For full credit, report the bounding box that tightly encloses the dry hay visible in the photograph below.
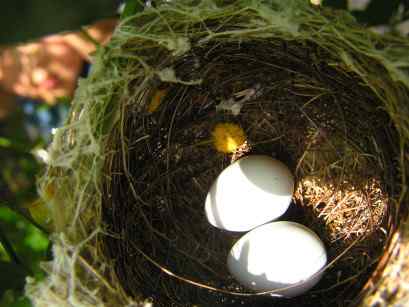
[25,1,409,307]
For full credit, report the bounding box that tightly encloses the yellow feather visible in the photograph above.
[147,89,168,113]
[212,123,246,153]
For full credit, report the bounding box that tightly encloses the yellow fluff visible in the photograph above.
[212,123,246,153]
[147,89,168,113]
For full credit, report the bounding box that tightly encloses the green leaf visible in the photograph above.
[121,0,145,20]
[0,138,11,148]
[352,0,401,25]
[0,207,49,278]
[0,290,32,307]
[0,262,27,297]
[322,0,348,10]
[0,228,27,270]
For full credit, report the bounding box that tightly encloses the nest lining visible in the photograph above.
[102,39,399,307]
[25,1,409,307]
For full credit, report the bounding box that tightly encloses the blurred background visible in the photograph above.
[0,1,407,306]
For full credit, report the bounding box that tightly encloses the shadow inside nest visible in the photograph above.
[102,40,401,307]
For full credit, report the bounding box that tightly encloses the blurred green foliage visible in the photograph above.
[0,102,62,306]
[0,207,49,307]
[0,0,118,45]
[323,0,409,26]
[0,291,31,307]
[121,0,145,19]
[0,207,49,275]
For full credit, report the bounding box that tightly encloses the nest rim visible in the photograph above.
[27,1,409,307]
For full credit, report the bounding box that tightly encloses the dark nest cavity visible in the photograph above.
[102,40,401,307]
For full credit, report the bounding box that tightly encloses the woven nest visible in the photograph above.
[26,1,409,307]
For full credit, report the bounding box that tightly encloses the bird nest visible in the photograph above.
[26,1,409,307]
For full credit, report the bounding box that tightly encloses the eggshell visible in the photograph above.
[205,155,294,231]
[227,221,327,298]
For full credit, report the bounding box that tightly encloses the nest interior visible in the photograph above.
[102,38,400,307]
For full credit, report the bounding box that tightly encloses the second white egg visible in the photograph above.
[227,221,327,298]
[205,155,294,231]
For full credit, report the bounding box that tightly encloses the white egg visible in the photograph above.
[205,155,294,231]
[227,221,327,298]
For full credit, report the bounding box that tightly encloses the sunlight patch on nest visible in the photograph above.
[295,177,388,243]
